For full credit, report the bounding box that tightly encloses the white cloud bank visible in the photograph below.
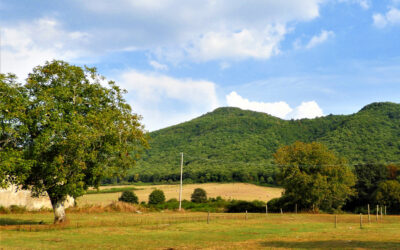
[1,18,90,79]
[373,8,400,28]
[226,91,323,119]
[80,0,323,62]
[117,70,219,131]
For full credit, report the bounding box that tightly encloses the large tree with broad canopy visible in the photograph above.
[0,61,148,223]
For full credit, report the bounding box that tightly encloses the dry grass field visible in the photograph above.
[1,212,400,249]
[77,183,283,206]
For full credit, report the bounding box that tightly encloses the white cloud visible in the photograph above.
[290,101,324,119]
[305,30,335,49]
[226,91,323,119]
[373,8,400,28]
[1,18,90,79]
[149,60,168,71]
[183,25,286,61]
[338,0,370,9]
[118,70,219,131]
[78,0,323,62]
[226,91,292,118]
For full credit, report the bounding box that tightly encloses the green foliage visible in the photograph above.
[118,191,139,204]
[373,180,400,214]
[267,196,293,213]
[191,188,207,203]
[86,187,139,195]
[274,142,356,212]
[345,164,389,211]
[148,189,165,205]
[1,61,148,221]
[119,102,400,185]
[0,74,32,188]
[226,200,266,213]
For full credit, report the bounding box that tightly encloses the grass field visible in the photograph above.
[78,183,283,206]
[1,212,400,249]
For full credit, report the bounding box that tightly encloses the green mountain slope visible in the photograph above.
[126,102,400,184]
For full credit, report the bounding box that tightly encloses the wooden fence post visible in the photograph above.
[381,206,383,220]
[266,204,268,216]
[368,204,370,224]
[360,213,363,229]
[280,208,283,215]
[295,204,297,214]
[335,215,337,228]
[376,205,379,222]
[245,210,248,220]
[207,211,210,224]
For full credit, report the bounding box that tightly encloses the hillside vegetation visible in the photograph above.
[122,102,400,184]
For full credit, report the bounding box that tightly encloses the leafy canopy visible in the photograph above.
[1,61,148,205]
[191,188,207,203]
[274,141,356,212]
[148,189,165,205]
[0,74,32,187]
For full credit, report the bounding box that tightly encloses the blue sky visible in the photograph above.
[1,0,400,131]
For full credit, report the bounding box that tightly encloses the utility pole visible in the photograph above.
[179,152,183,211]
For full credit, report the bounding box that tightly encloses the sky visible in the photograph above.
[1,0,400,131]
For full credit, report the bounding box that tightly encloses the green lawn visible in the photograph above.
[1,212,400,249]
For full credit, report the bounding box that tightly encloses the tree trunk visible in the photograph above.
[48,193,67,224]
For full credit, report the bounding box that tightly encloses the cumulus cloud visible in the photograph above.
[305,30,335,49]
[226,91,323,119]
[117,70,219,131]
[373,8,400,28]
[290,101,324,119]
[0,18,90,79]
[183,25,286,61]
[78,0,322,62]
[149,60,168,71]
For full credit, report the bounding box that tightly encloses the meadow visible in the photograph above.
[1,212,400,249]
[78,183,283,206]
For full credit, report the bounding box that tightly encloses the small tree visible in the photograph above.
[191,188,207,203]
[274,141,355,212]
[119,191,139,204]
[148,189,165,205]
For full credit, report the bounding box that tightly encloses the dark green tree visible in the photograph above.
[274,141,356,212]
[119,191,139,204]
[344,163,388,211]
[1,61,148,223]
[148,189,165,205]
[374,180,400,214]
[191,188,207,203]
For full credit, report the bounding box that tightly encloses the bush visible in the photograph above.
[118,191,139,204]
[191,188,207,203]
[148,189,165,205]
[226,200,266,213]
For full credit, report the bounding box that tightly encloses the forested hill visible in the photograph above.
[126,102,400,184]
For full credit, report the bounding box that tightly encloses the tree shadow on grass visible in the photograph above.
[0,218,44,226]
[260,240,400,249]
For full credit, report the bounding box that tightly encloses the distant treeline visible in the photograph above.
[102,164,278,185]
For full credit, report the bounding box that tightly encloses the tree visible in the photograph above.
[274,141,355,212]
[119,191,139,204]
[0,74,32,188]
[191,188,207,203]
[374,180,400,214]
[148,189,165,205]
[344,163,388,211]
[1,61,148,223]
